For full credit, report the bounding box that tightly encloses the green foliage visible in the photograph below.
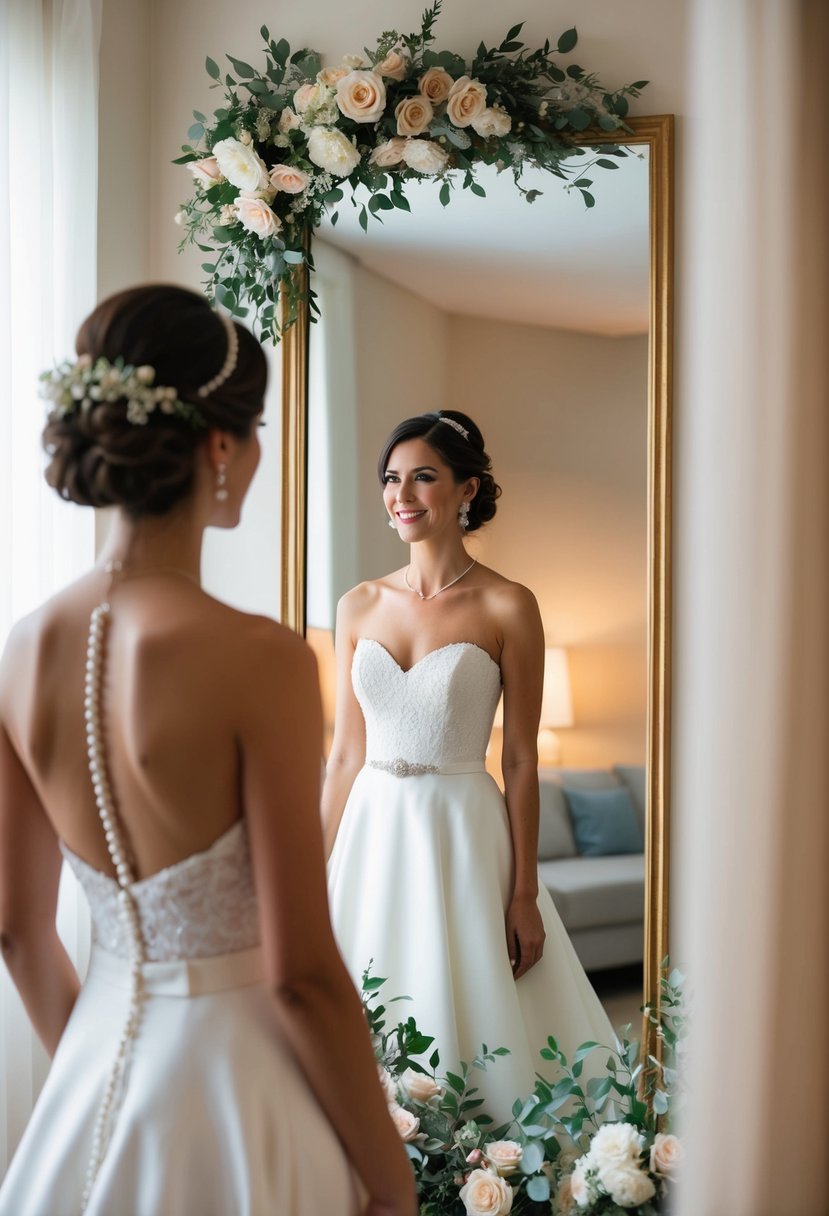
[176,10,648,343]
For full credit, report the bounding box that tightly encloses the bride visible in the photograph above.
[324,409,615,1123]
[0,285,416,1216]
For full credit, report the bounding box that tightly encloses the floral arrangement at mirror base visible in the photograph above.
[361,959,687,1214]
[174,0,647,343]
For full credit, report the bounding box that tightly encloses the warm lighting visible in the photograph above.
[492,646,573,763]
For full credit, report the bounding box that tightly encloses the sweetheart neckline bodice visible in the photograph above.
[355,637,501,677]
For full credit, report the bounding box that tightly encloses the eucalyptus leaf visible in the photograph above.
[205,56,220,80]
[227,55,255,78]
[520,1142,544,1174]
[526,1174,551,1202]
[283,250,304,264]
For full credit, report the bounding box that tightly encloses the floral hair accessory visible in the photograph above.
[39,355,205,429]
[437,415,469,441]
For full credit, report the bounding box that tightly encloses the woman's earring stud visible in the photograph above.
[215,463,229,503]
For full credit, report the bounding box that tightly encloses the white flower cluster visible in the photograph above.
[562,1122,679,1211]
[40,355,202,428]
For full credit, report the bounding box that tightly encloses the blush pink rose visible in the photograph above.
[234,196,281,239]
[188,156,223,188]
[370,137,407,167]
[376,48,409,80]
[395,95,434,137]
[446,75,488,128]
[336,71,386,123]
[418,66,454,103]
[268,165,310,194]
[388,1103,420,1142]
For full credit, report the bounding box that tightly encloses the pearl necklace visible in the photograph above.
[80,601,146,1212]
[404,558,477,600]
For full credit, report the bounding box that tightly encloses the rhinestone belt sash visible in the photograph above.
[366,758,486,778]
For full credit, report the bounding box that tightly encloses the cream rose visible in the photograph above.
[649,1132,683,1178]
[234,196,281,239]
[292,83,319,114]
[306,127,361,177]
[590,1122,644,1168]
[395,95,433,137]
[459,1168,513,1216]
[278,107,301,133]
[318,66,349,88]
[370,137,407,167]
[418,66,454,103]
[212,138,269,193]
[336,71,386,123]
[446,75,488,128]
[376,48,409,81]
[188,156,223,188]
[269,164,310,194]
[401,138,449,175]
[471,106,512,139]
[483,1141,523,1177]
[388,1104,420,1143]
[399,1068,442,1103]
[599,1163,656,1208]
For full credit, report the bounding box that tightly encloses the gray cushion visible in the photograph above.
[537,768,622,860]
[613,764,647,834]
[538,854,646,931]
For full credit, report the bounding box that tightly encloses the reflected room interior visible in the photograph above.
[303,149,653,1032]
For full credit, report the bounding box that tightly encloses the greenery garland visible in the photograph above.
[176,2,647,343]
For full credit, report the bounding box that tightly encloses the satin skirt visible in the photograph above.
[0,946,359,1216]
[328,765,617,1126]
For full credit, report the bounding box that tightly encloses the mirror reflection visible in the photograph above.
[307,153,650,1032]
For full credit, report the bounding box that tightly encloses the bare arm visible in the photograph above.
[498,585,546,980]
[321,592,367,857]
[241,629,415,1214]
[0,720,80,1055]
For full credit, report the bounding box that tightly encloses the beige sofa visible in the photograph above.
[537,765,646,972]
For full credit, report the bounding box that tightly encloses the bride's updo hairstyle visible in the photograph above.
[377,409,501,532]
[43,284,267,518]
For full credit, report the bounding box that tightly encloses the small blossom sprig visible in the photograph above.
[175,0,648,344]
[361,960,687,1215]
[39,355,204,428]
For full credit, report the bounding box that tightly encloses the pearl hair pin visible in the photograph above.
[197,313,239,398]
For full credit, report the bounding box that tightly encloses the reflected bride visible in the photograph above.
[323,408,614,1122]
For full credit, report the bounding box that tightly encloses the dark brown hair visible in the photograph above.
[43,284,267,517]
[377,410,501,532]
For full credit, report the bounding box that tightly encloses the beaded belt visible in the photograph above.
[366,758,486,778]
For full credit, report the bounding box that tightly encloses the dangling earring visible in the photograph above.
[215,463,229,503]
[458,502,470,531]
[388,516,396,529]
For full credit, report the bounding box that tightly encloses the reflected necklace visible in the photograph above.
[404,558,477,601]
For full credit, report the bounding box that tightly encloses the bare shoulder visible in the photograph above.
[336,571,402,635]
[475,565,541,627]
[224,606,316,677]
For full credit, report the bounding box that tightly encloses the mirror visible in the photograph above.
[282,115,672,1059]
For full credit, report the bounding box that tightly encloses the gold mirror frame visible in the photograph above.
[281,113,674,1073]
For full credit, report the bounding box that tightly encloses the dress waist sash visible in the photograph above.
[365,758,486,778]
[87,943,264,998]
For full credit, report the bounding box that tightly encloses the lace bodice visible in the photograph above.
[61,819,260,963]
[352,639,502,768]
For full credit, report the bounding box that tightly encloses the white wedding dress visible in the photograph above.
[0,631,360,1214]
[328,639,616,1125]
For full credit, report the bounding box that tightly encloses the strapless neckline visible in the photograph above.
[356,637,501,678]
[60,817,246,891]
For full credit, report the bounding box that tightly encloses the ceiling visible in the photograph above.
[316,150,650,335]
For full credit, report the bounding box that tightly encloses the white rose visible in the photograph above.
[318,66,349,88]
[306,127,361,177]
[234,196,281,239]
[173,210,187,226]
[399,1068,442,1103]
[388,1103,420,1142]
[336,70,386,123]
[370,137,407,167]
[599,1162,656,1208]
[649,1132,683,1178]
[395,95,433,137]
[212,137,269,193]
[269,164,310,194]
[278,108,301,133]
[569,1161,594,1209]
[589,1122,645,1168]
[418,66,454,103]
[459,1168,513,1216]
[446,75,488,128]
[483,1141,523,1177]
[471,106,512,139]
[188,156,224,188]
[401,138,449,175]
[376,48,409,81]
[377,1065,397,1104]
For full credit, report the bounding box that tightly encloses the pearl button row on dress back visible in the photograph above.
[80,602,147,1213]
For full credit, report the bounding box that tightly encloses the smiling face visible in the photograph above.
[382,437,477,540]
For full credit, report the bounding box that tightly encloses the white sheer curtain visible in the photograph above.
[674,0,829,1212]
[0,0,101,1174]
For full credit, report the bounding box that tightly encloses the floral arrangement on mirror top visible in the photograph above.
[175,0,647,343]
[362,959,687,1215]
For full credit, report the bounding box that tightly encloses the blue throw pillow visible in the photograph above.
[562,786,645,856]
